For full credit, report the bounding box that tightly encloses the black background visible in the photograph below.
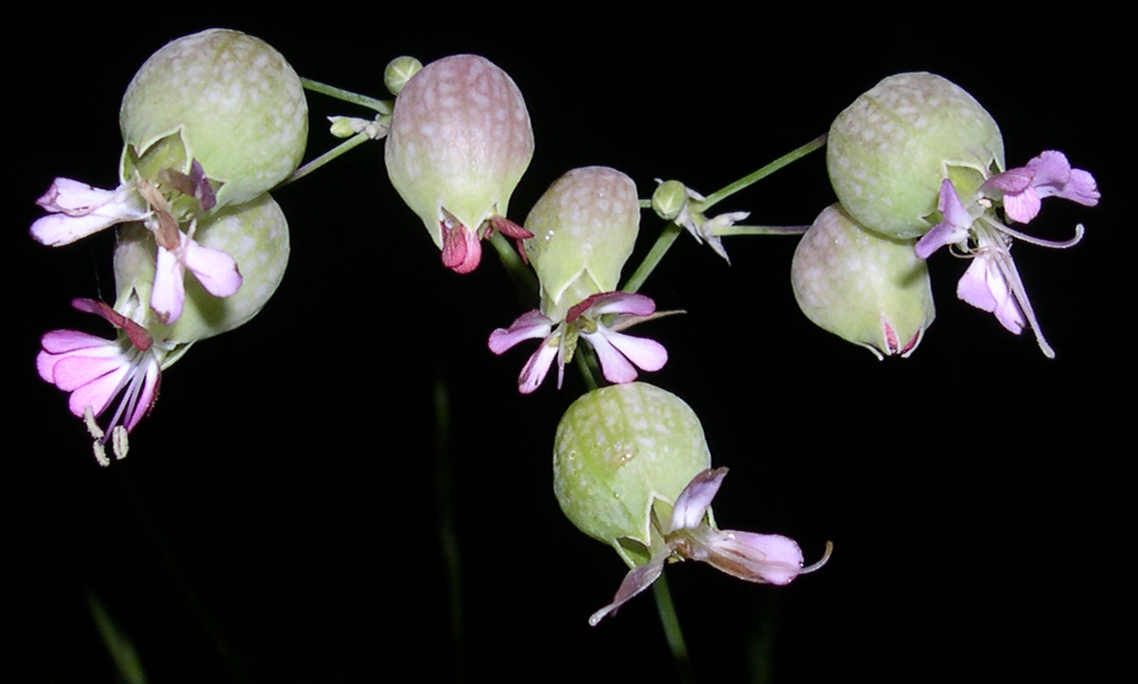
[6,5,1127,682]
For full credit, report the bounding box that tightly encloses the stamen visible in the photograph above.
[801,541,834,574]
[996,219,1085,249]
[991,245,1056,359]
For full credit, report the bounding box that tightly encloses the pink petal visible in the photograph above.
[39,329,112,355]
[692,528,805,585]
[50,353,127,392]
[588,557,666,626]
[1053,167,1100,207]
[30,179,147,246]
[1001,187,1042,224]
[66,364,129,419]
[585,331,639,384]
[1025,150,1072,188]
[601,330,668,372]
[183,238,242,297]
[670,468,727,532]
[957,256,1025,334]
[488,310,554,354]
[441,222,482,274]
[150,245,186,324]
[518,338,560,394]
[575,291,657,319]
[122,360,161,432]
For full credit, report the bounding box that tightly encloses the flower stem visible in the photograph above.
[711,224,811,237]
[281,132,371,186]
[652,571,694,684]
[488,232,539,296]
[300,77,391,114]
[622,222,683,294]
[699,134,827,210]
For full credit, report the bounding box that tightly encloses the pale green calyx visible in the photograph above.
[114,193,290,346]
[119,29,308,209]
[827,72,1005,239]
[553,383,711,567]
[524,167,640,321]
[792,204,935,359]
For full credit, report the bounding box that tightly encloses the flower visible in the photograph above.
[36,299,164,465]
[653,180,748,264]
[30,178,149,246]
[588,467,831,625]
[488,291,668,394]
[980,150,1101,224]
[915,151,1098,358]
[31,173,243,325]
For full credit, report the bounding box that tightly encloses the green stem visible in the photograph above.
[710,224,810,237]
[653,571,694,684]
[699,134,827,210]
[300,77,391,114]
[434,375,467,681]
[622,222,683,294]
[488,232,539,296]
[282,132,371,186]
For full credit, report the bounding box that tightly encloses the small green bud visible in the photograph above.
[792,204,935,359]
[553,382,711,566]
[119,29,308,209]
[114,193,290,345]
[651,180,688,220]
[384,56,423,96]
[524,167,640,321]
[827,72,1004,239]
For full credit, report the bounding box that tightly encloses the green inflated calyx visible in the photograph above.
[524,167,640,321]
[553,383,711,567]
[827,72,1004,240]
[792,204,934,359]
[119,29,308,210]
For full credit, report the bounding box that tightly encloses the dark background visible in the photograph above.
[6,5,1127,682]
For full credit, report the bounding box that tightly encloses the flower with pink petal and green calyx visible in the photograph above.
[914,149,1098,358]
[37,298,167,465]
[553,383,829,625]
[385,54,534,274]
[114,193,291,344]
[827,72,1005,240]
[119,28,308,210]
[792,204,935,359]
[489,167,668,393]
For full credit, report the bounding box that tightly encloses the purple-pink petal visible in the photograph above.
[584,291,657,318]
[588,557,666,626]
[65,363,129,419]
[916,180,973,259]
[957,255,1025,334]
[694,528,805,586]
[488,310,554,354]
[670,468,727,532]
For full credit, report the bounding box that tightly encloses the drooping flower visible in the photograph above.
[36,299,165,465]
[792,204,935,359]
[552,383,829,625]
[385,54,534,273]
[30,178,149,246]
[488,291,668,394]
[915,153,1098,358]
[588,468,830,625]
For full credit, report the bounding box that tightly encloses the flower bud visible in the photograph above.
[651,180,688,220]
[384,56,422,96]
[792,204,934,359]
[114,193,290,344]
[524,167,640,321]
[119,29,308,209]
[553,382,710,565]
[385,54,533,260]
[827,72,1004,239]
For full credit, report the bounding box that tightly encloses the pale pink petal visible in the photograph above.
[588,557,666,626]
[488,310,554,354]
[39,329,113,355]
[585,331,639,384]
[518,338,560,394]
[30,179,147,246]
[669,468,727,532]
[957,256,1025,334]
[66,364,129,419]
[686,527,805,586]
[183,238,242,297]
[602,330,668,372]
[150,245,186,324]
[583,292,657,318]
